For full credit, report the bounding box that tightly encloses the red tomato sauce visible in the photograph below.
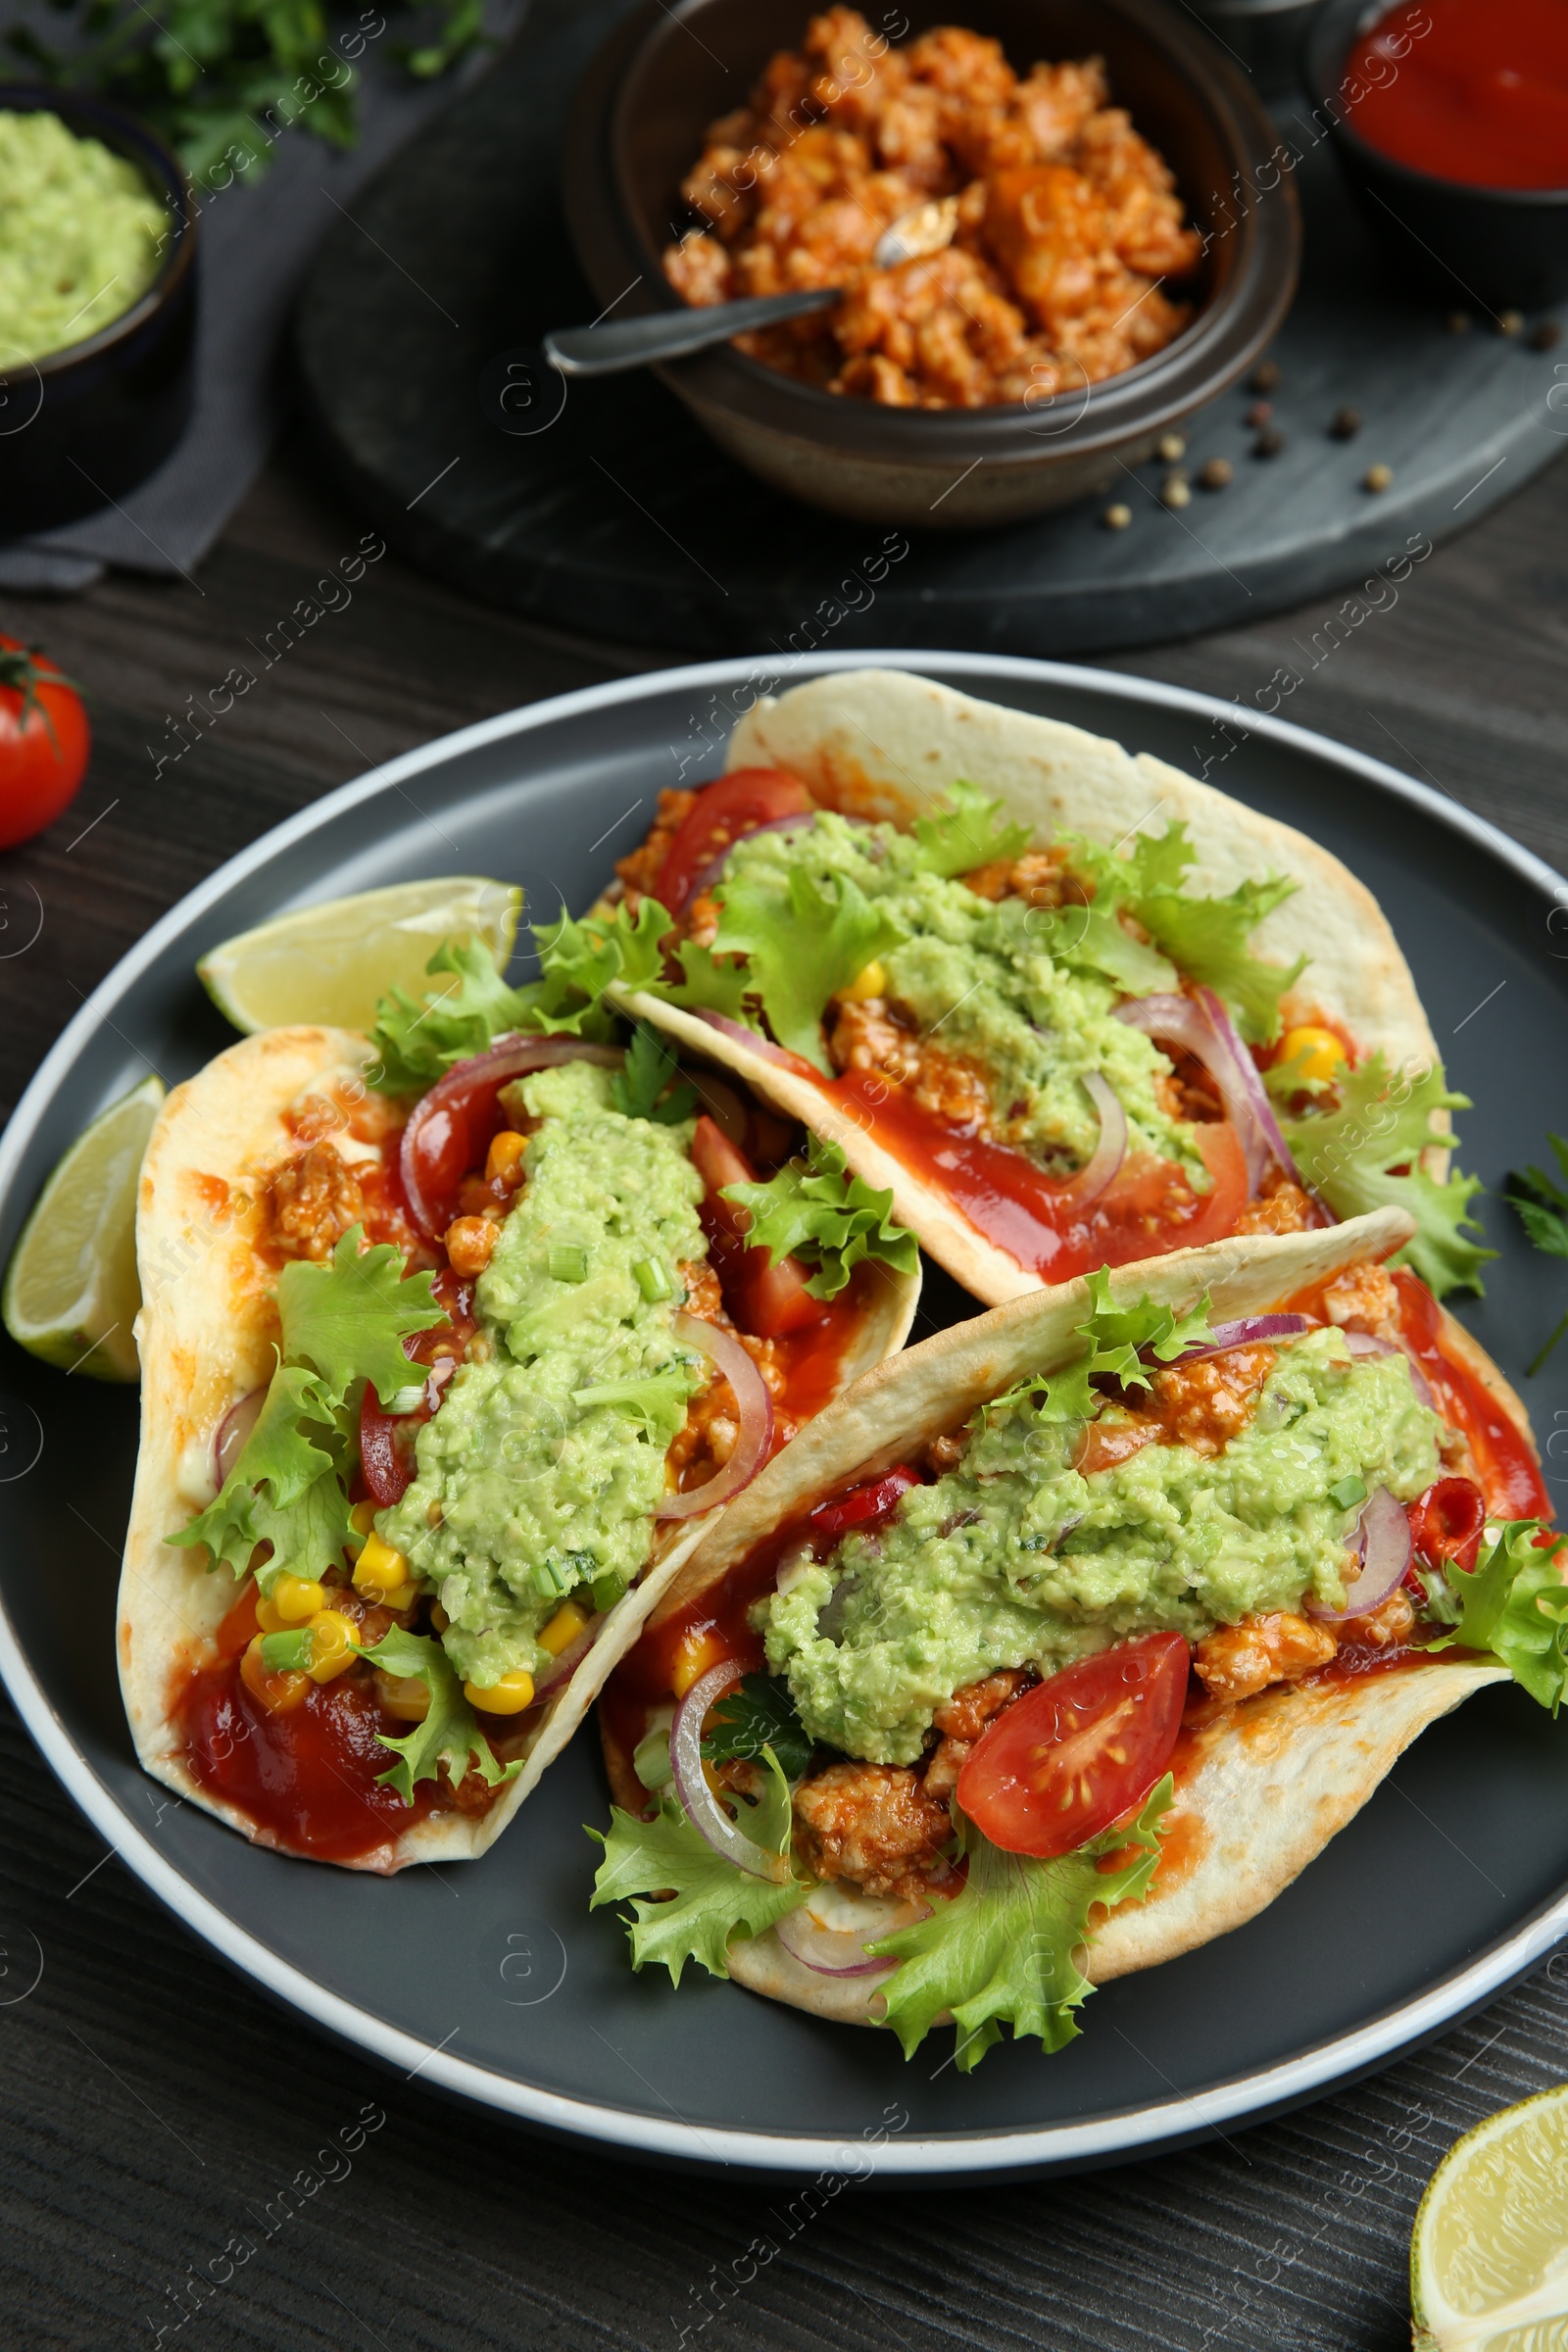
[1346,0,1568,190]
[1391,1267,1550,1519]
[170,1585,466,1866]
[822,1067,1250,1280]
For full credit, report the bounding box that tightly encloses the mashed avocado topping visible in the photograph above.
[0,111,166,368]
[766,1329,1446,1763]
[379,1062,709,1688]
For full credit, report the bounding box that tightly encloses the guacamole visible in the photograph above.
[721,813,1200,1177]
[378,1063,709,1688]
[0,111,166,369]
[766,1330,1445,1762]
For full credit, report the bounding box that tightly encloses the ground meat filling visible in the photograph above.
[791,1760,956,1900]
[1192,1611,1338,1704]
[662,10,1200,408]
[266,1139,366,1261]
[614,787,697,911]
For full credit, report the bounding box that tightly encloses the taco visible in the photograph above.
[591,1208,1564,2065]
[523,667,1489,1311]
[120,1017,919,1872]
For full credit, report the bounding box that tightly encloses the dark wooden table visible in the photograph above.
[4,427,1568,2351]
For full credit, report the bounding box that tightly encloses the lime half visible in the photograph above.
[1412,2082,1568,2349]
[2,1074,165,1382]
[197,876,521,1035]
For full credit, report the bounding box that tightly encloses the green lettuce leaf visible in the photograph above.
[708,866,906,1072]
[1424,1522,1568,1711]
[1505,1136,1568,1371]
[720,1136,920,1300]
[1282,1053,1493,1299]
[588,1798,807,1985]
[992,1267,1214,1420]
[533,897,670,1024]
[908,779,1031,879]
[868,1778,1172,2070]
[703,1673,813,1781]
[356,1628,521,1802]
[1056,904,1177,998]
[611,1024,698,1125]
[661,938,756,1025]
[367,938,546,1093]
[1075,822,1301,1042]
[277,1228,444,1404]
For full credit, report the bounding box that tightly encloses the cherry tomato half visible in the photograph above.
[0,637,89,851]
[1407,1476,1487,1575]
[655,768,815,916]
[809,1465,919,1538]
[690,1113,824,1338]
[957,1631,1190,1860]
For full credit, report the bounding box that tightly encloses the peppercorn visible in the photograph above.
[1254,427,1285,458]
[1156,431,1186,462]
[1161,471,1192,509]
[1198,457,1233,490]
[1102,503,1132,529]
[1364,464,1393,493]
[1330,407,1361,439]
[1250,360,1280,391]
[1498,309,1524,336]
[1530,320,1561,351]
[1246,400,1273,427]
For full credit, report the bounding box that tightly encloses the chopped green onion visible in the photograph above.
[1328,1474,1368,1512]
[549,1246,588,1284]
[632,1256,673,1303]
[532,1559,570,1601]
[632,1727,673,1791]
[258,1629,312,1672]
[591,1569,627,1613]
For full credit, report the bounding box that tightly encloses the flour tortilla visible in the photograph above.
[608,1206,1534,2018]
[118,1026,920,1872]
[614,667,1445,1307]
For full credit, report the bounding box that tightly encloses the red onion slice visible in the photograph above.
[1307,1484,1412,1621]
[1049,1071,1127,1213]
[1344,1329,1437,1410]
[774,1886,929,1978]
[655,1311,773,1520]
[1172,1313,1309,1363]
[691,1009,820,1080]
[400,1037,623,1240]
[1116,990,1302,1198]
[213,1386,266,1488]
[669,1661,791,1882]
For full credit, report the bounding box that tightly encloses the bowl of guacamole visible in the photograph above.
[0,86,197,535]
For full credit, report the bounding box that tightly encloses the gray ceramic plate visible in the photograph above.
[4,653,1567,2179]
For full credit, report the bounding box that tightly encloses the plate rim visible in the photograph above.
[5,647,1568,2176]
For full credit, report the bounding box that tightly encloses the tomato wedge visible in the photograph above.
[1407,1477,1487,1575]
[655,768,815,915]
[809,1466,919,1538]
[957,1632,1189,1860]
[690,1114,825,1338]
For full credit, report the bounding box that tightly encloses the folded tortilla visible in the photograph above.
[612,667,1446,1306]
[119,1025,920,1871]
[610,1206,1527,2020]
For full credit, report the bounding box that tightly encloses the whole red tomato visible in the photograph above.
[0,637,89,851]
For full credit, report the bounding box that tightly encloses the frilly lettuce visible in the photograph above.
[1423,1522,1568,1711]
[355,1626,520,1803]
[721,1136,920,1299]
[991,1266,1214,1422]
[589,1792,807,1985]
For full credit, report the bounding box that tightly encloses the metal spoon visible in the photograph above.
[546,195,958,377]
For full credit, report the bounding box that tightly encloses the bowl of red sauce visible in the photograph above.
[1305,0,1568,309]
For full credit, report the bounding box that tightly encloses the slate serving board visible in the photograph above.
[304,0,1568,657]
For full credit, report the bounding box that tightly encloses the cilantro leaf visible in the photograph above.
[1505,1138,1568,1371]
[709,866,906,1073]
[357,1628,521,1803]
[368,938,547,1094]
[570,1368,701,1444]
[702,1674,813,1781]
[611,1024,698,1125]
[869,1778,1172,2070]
[909,780,1031,879]
[1075,822,1301,1043]
[1283,1054,1493,1299]
[278,1228,444,1405]
[720,1137,919,1300]
[588,1798,807,1985]
[992,1267,1214,1419]
[1424,1522,1568,1710]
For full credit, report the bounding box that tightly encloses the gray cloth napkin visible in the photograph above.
[0,9,521,593]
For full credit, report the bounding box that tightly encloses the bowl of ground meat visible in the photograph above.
[564,1,1300,526]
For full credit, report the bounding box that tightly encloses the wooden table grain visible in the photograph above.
[3,428,1567,2352]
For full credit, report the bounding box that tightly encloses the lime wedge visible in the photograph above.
[2,1074,165,1382]
[197,877,521,1035]
[1412,2082,1568,2349]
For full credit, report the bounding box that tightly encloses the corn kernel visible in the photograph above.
[539,1600,590,1657]
[254,1593,287,1636]
[272,1573,326,1624]
[374,1669,432,1723]
[240,1634,311,1713]
[485,1128,528,1187]
[376,1585,421,1615]
[1279,1024,1347,1084]
[445,1214,497,1276]
[306,1609,361,1683]
[464,1668,536,1714]
[354,1531,409,1597]
[350,1498,379,1537]
[430,1601,451,1633]
[669,1629,728,1698]
[837,959,886,1004]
